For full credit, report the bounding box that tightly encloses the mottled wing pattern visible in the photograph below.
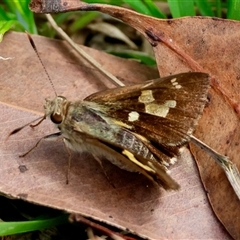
[85,72,210,147]
[77,72,210,189]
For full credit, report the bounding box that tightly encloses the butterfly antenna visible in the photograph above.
[25,31,57,97]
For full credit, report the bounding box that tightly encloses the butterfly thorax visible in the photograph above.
[48,99,156,161]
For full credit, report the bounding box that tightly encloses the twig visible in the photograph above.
[69,214,135,240]
[45,14,125,87]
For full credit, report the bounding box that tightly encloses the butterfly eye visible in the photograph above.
[51,113,62,124]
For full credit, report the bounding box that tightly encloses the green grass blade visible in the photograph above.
[109,50,156,66]
[122,0,152,15]
[85,0,124,5]
[168,0,195,17]
[3,0,37,33]
[227,0,240,20]
[0,214,69,236]
[85,0,165,17]
[142,0,166,18]
[215,0,222,18]
[53,12,76,25]
[194,0,214,16]
[69,12,100,32]
[0,20,16,41]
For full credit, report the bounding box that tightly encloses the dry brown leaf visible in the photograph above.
[0,32,231,239]
[29,1,240,239]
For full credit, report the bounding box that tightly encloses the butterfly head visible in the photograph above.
[44,96,68,124]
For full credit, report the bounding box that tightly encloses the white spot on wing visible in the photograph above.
[169,157,177,165]
[170,78,182,89]
[164,100,177,108]
[145,100,177,117]
[138,85,177,118]
[162,161,169,167]
[146,103,169,117]
[138,90,155,103]
[128,111,140,122]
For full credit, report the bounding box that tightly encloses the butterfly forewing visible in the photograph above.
[85,72,209,147]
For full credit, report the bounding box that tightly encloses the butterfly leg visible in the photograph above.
[92,154,116,188]
[19,132,62,157]
[62,139,72,185]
